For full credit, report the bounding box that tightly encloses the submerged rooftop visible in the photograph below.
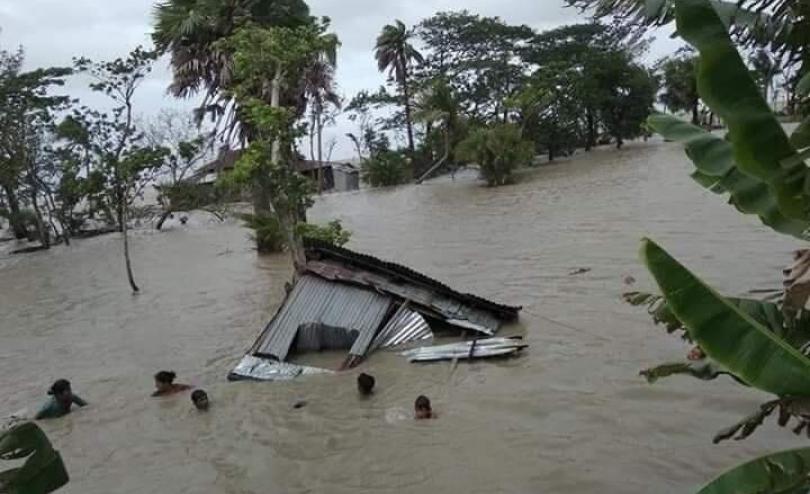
[230,241,523,381]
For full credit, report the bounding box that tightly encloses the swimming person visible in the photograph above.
[152,371,192,397]
[35,379,87,420]
[191,390,209,411]
[357,373,375,396]
[414,395,433,420]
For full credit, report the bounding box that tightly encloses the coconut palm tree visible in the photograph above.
[374,20,424,156]
[302,56,341,192]
[151,0,311,140]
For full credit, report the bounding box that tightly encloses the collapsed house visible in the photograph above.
[229,241,524,381]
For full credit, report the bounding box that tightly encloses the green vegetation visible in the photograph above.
[0,422,69,494]
[455,124,534,186]
[568,0,810,489]
[361,151,410,187]
[353,15,657,186]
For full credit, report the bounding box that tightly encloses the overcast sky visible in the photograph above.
[0,0,680,159]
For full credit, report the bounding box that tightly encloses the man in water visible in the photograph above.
[35,379,88,420]
[414,395,433,420]
[152,371,192,397]
[191,390,209,411]
[357,373,375,396]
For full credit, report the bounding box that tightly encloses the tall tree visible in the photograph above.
[0,46,71,245]
[592,53,656,148]
[64,48,169,292]
[749,48,782,106]
[221,22,335,265]
[657,48,700,124]
[375,20,423,155]
[152,0,312,137]
[416,11,534,123]
[302,56,341,192]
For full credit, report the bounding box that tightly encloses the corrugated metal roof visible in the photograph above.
[370,305,432,352]
[254,275,392,361]
[304,240,521,321]
[305,260,502,334]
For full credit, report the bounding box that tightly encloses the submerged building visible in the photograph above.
[230,241,523,381]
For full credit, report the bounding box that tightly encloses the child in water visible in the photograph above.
[191,390,209,411]
[414,395,433,420]
[357,373,375,396]
[35,379,87,420]
[152,371,192,397]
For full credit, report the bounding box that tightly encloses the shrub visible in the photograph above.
[361,150,410,187]
[240,213,286,253]
[242,214,351,253]
[455,124,534,186]
[297,220,351,247]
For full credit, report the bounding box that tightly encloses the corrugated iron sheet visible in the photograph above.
[229,355,333,381]
[306,260,502,334]
[254,275,392,361]
[401,337,528,363]
[369,305,432,352]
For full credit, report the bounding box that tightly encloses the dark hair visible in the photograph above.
[154,371,176,384]
[191,390,208,402]
[415,395,431,411]
[48,379,71,396]
[357,373,375,395]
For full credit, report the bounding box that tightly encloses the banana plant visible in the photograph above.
[0,422,69,494]
[631,0,810,490]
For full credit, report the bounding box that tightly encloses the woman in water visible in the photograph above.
[35,379,88,420]
[152,371,192,397]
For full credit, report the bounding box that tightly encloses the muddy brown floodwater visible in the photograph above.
[0,139,806,493]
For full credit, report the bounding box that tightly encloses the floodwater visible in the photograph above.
[0,138,806,493]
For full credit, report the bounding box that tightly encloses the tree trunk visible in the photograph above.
[156,209,173,230]
[401,60,416,156]
[26,158,50,249]
[269,71,306,268]
[585,109,596,151]
[691,101,700,125]
[316,109,324,194]
[2,183,28,239]
[616,136,624,149]
[121,203,139,293]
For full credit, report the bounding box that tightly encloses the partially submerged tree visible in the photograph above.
[63,48,169,292]
[220,22,336,264]
[0,45,71,244]
[656,48,700,124]
[375,20,423,156]
[455,124,533,186]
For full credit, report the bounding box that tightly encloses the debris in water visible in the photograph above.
[229,241,521,381]
[401,337,528,363]
[569,267,591,276]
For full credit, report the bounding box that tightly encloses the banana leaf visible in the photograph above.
[641,238,810,396]
[698,448,810,494]
[648,114,810,239]
[0,422,68,494]
[672,0,810,221]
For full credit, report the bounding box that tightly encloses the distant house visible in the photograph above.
[191,148,360,193]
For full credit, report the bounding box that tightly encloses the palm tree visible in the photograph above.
[151,0,311,140]
[374,20,424,156]
[302,56,341,192]
[414,78,461,182]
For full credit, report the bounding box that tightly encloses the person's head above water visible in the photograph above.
[154,371,177,393]
[191,390,209,411]
[415,395,432,419]
[48,379,73,404]
[357,373,375,396]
